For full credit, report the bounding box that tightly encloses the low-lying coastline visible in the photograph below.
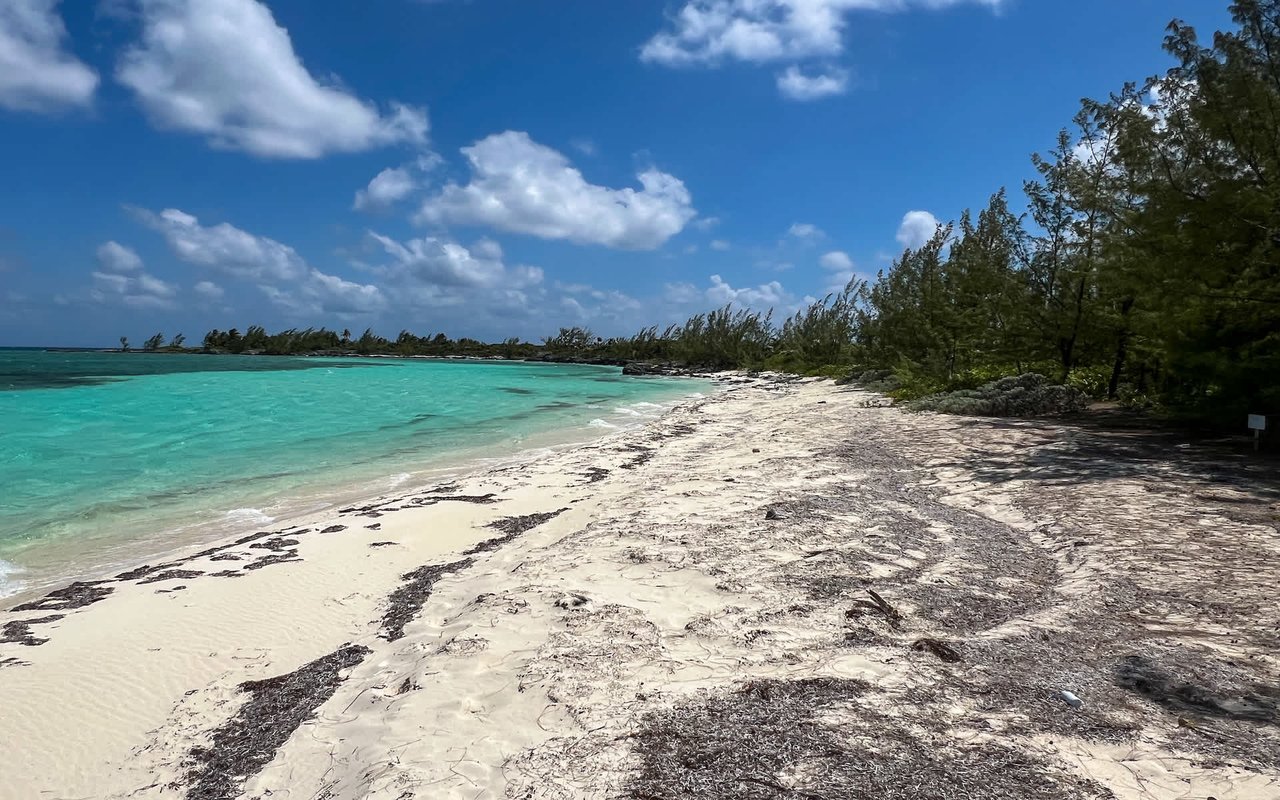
[1,376,1277,800]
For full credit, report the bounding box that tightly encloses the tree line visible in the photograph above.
[146,2,1274,425]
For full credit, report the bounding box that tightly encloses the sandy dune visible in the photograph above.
[2,377,1277,799]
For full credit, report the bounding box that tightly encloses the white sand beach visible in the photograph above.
[2,377,1277,800]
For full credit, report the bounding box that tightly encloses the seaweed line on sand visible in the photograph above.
[181,643,370,800]
[380,559,475,641]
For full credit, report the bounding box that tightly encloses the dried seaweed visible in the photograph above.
[319,525,347,534]
[380,559,474,641]
[463,508,568,556]
[11,581,113,612]
[182,643,370,800]
[249,537,300,551]
[628,678,1107,800]
[582,467,610,484]
[1,614,63,646]
[139,569,205,585]
[243,551,302,572]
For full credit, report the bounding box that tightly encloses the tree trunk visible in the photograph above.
[1106,297,1136,399]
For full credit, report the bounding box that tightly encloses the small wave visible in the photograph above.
[225,507,275,526]
[385,472,413,489]
[589,418,619,429]
[0,559,26,599]
[612,406,645,418]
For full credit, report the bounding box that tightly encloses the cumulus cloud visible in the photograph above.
[353,154,442,211]
[193,280,224,300]
[777,66,848,100]
[136,207,385,316]
[787,222,824,240]
[117,0,428,158]
[96,241,144,273]
[641,0,1001,98]
[90,240,176,309]
[0,0,99,111]
[706,274,792,309]
[896,210,941,249]
[354,167,416,210]
[642,0,1003,66]
[366,232,543,290]
[138,208,308,282]
[418,131,696,250]
[819,250,853,271]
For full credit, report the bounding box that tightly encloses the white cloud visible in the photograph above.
[367,231,542,290]
[0,0,99,111]
[96,241,144,273]
[710,239,730,251]
[418,131,696,250]
[117,0,428,158]
[570,137,597,156]
[819,250,853,271]
[354,167,416,210]
[706,273,792,309]
[896,210,941,249]
[642,0,1002,67]
[89,239,176,309]
[777,65,848,100]
[136,207,385,316]
[193,280,224,300]
[692,216,721,231]
[138,208,308,282]
[787,222,824,240]
[664,281,702,305]
[641,0,1001,98]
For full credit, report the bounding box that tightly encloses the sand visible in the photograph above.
[1,376,1277,799]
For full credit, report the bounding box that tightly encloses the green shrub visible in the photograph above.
[906,374,1088,417]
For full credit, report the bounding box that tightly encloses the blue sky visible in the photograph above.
[0,0,1234,346]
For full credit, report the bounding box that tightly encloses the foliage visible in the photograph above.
[905,374,1090,417]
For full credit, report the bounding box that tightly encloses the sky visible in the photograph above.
[0,0,1236,347]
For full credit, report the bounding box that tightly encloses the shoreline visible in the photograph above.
[1,376,1276,800]
[0,375,717,606]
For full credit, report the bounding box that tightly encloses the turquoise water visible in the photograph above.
[0,350,706,595]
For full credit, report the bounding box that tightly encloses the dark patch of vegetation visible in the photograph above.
[243,551,302,571]
[249,537,299,551]
[628,677,1108,800]
[182,643,370,800]
[1,614,63,646]
[906,374,1089,418]
[138,569,204,585]
[380,559,474,641]
[463,508,569,556]
[11,581,113,613]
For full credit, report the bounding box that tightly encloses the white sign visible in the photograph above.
[1248,414,1267,431]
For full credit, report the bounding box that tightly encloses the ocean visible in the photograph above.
[0,349,707,597]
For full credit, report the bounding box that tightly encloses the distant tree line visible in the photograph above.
[145,2,1275,425]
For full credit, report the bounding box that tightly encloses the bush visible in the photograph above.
[906,374,1089,417]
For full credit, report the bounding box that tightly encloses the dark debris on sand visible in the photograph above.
[181,643,370,800]
[1,614,64,646]
[139,569,205,585]
[463,508,569,556]
[11,581,113,613]
[249,537,300,552]
[628,678,1109,800]
[380,559,474,641]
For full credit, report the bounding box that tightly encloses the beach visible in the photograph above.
[2,376,1278,800]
